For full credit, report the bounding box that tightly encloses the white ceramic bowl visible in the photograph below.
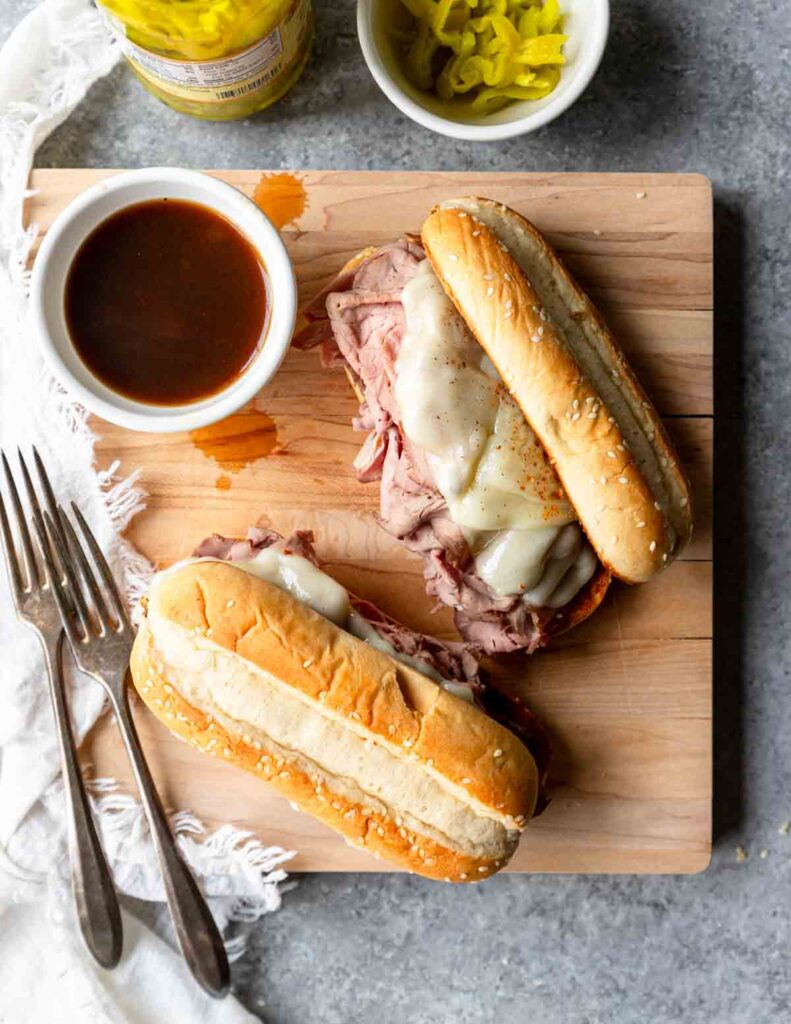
[30,167,297,433]
[357,0,609,141]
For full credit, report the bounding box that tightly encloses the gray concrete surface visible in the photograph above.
[3,0,790,1020]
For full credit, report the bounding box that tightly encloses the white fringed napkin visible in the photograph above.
[0,2,293,1018]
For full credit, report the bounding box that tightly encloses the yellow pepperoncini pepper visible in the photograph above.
[394,0,566,114]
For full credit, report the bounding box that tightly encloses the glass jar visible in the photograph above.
[98,0,314,121]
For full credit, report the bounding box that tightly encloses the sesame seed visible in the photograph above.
[483,273,494,281]
[494,748,503,758]
[681,497,688,507]
[607,451,616,459]
[344,809,356,820]
[596,503,606,512]
[505,299,513,309]
[649,541,657,553]
[223,747,232,757]
[458,211,467,218]
[504,273,511,282]
[427,758,434,767]
[504,311,512,320]
[662,553,668,562]
[461,777,472,785]
[448,253,458,261]
[206,628,213,637]
[303,658,313,668]
[377,826,385,837]
[531,334,542,343]
[331,800,341,810]
[351,711,361,720]
[486,286,494,296]
[540,308,549,321]
[611,370,620,379]
[637,521,646,528]
[616,444,624,451]
[478,866,487,873]
[279,770,291,778]
[608,416,615,423]
[226,599,234,609]
[618,476,628,484]
[318,691,328,701]
[572,399,579,410]
[387,724,396,735]
[587,412,597,419]
[460,873,468,880]
[163,683,173,694]
[499,242,508,252]
[399,827,407,838]
[654,501,662,511]
[403,739,414,748]
[600,476,607,485]
[537,325,544,337]
[472,230,481,237]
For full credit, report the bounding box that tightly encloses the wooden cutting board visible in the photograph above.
[26,170,713,874]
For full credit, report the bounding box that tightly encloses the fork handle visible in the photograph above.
[43,634,123,969]
[106,677,230,998]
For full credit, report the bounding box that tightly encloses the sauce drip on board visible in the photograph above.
[189,410,279,472]
[252,172,307,230]
[65,198,269,406]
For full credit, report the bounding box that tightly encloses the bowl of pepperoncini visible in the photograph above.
[357,0,608,140]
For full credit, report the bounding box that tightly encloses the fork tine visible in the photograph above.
[0,490,24,601]
[70,502,131,632]
[18,450,93,630]
[31,446,59,521]
[57,507,113,630]
[1,451,39,589]
[32,512,84,647]
[40,509,94,639]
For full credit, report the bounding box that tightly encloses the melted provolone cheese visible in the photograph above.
[395,260,596,607]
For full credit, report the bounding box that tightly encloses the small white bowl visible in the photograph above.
[357,0,609,142]
[30,167,297,434]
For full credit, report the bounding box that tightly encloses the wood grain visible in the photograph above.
[27,170,713,874]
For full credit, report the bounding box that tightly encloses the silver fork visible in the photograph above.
[33,489,230,998]
[0,450,122,968]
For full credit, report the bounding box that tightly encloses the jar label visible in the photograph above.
[107,0,310,105]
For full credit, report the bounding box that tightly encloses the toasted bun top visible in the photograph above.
[148,560,538,826]
[421,198,693,584]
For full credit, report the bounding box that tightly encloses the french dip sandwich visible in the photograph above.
[131,529,549,882]
[296,198,693,653]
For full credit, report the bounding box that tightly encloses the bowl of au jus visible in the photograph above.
[357,0,609,141]
[30,167,296,433]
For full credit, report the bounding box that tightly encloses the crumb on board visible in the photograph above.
[636,191,647,199]
[778,821,790,835]
[759,849,769,859]
[735,845,748,862]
